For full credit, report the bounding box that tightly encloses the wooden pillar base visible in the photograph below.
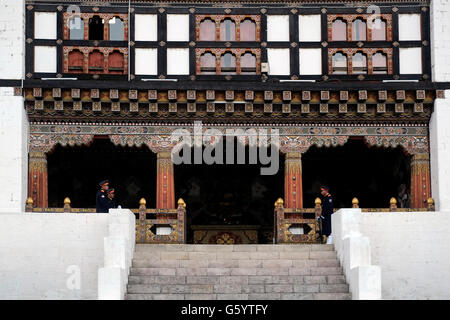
[284,152,303,209]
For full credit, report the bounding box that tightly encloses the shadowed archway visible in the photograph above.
[47,137,157,208]
[302,137,411,208]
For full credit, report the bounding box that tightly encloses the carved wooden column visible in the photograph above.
[28,151,48,208]
[410,153,431,208]
[156,151,175,209]
[284,152,303,209]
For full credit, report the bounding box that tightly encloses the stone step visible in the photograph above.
[132,250,337,260]
[129,266,344,276]
[134,244,335,253]
[131,258,340,268]
[125,292,351,300]
[128,275,347,285]
[126,283,349,295]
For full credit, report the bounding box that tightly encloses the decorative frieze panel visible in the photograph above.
[29,123,429,156]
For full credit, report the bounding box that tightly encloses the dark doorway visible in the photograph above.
[174,142,284,243]
[47,138,157,208]
[302,138,411,209]
[89,15,104,40]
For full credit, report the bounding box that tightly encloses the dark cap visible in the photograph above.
[320,185,329,191]
[99,180,109,186]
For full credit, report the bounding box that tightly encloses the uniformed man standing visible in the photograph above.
[319,186,334,244]
[96,180,110,213]
[106,188,116,211]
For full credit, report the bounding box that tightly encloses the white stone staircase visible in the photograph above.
[125,244,351,300]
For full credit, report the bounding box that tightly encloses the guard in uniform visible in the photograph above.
[106,188,116,211]
[96,180,110,213]
[319,186,334,244]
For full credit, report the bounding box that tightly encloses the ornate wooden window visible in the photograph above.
[68,49,84,72]
[332,52,347,74]
[196,48,261,75]
[352,52,367,74]
[240,19,256,41]
[88,50,104,72]
[372,51,388,74]
[329,48,393,75]
[328,14,392,41]
[89,15,104,40]
[200,52,216,74]
[220,52,236,74]
[196,15,261,42]
[69,17,84,40]
[352,18,367,41]
[108,50,125,74]
[109,17,124,41]
[220,19,236,41]
[241,52,256,74]
[371,18,387,41]
[199,18,216,41]
[331,19,347,41]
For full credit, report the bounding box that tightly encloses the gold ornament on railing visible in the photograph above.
[275,198,284,208]
[390,197,398,211]
[26,197,34,212]
[63,197,71,213]
[139,198,146,207]
[314,197,321,206]
[427,198,435,211]
[178,198,186,209]
[352,197,359,208]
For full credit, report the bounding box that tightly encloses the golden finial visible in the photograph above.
[26,197,33,205]
[315,197,322,206]
[64,197,71,205]
[390,197,397,205]
[275,198,284,207]
[427,198,434,205]
[139,198,146,206]
[178,198,186,208]
[352,197,359,208]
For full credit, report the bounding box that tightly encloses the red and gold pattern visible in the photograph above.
[156,152,175,209]
[28,152,48,208]
[410,153,431,208]
[284,152,303,209]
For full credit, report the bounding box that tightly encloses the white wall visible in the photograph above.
[333,209,450,300]
[0,0,24,79]
[0,0,27,213]
[0,88,28,213]
[430,1,450,210]
[0,213,110,299]
[0,210,135,300]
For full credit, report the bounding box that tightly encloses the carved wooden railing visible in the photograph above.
[25,197,187,244]
[274,196,436,244]
[274,198,322,244]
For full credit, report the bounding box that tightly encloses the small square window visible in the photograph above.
[135,14,157,41]
[167,49,189,75]
[35,12,57,39]
[399,48,422,74]
[267,15,290,42]
[299,15,321,42]
[267,49,290,75]
[167,14,189,41]
[135,48,157,75]
[35,46,57,73]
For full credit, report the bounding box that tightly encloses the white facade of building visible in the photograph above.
[1,0,450,299]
